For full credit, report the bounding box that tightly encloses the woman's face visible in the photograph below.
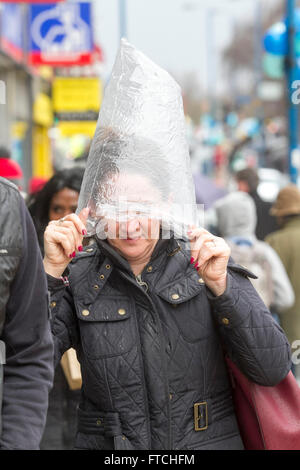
[49,187,79,221]
[102,173,162,261]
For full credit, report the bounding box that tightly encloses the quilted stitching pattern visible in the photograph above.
[49,239,291,450]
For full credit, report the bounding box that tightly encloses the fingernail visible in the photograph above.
[190,257,195,264]
[82,229,87,236]
[72,251,76,258]
[78,245,83,252]
[194,262,199,269]
[69,254,73,259]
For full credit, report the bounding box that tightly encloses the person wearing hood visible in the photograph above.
[213,191,294,317]
[235,167,278,240]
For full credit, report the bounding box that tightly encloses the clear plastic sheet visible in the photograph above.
[76,39,197,239]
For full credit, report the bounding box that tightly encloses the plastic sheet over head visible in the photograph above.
[77,39,198,240]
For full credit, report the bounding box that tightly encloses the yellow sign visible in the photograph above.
[57,121,97,138]
[11,122,27,139]
[33,93,53,127]
[52,77,102,113]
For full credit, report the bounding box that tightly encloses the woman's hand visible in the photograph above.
[188,227,231,296]
[43,208,89,278]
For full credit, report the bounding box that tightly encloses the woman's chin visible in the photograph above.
[114,238,148,258]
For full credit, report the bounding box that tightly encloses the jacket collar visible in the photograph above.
[282,215,300,230]
[95,234,179,276]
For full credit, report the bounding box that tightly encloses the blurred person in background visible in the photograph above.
[0,176,54,449]
[265,185,300,377]
[0,146,24,195]
[213,191,294,323]
[28,176,48,196]
[235,167,278,240]
[28,167,85,255]
[28,167,85,450]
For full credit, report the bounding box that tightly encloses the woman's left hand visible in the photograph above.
[188,227,231,297]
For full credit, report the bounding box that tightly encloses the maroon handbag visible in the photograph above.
[225,356,300,450]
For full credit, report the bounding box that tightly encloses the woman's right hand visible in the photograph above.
[43,207,89,278]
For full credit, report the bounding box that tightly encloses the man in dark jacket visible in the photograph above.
[235,167,278,240]
[0,176,54,449]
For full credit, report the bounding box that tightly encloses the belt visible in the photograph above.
[194,392,235,432]
[77,407,134,450]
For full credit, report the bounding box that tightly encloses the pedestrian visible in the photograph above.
[28,176,48,196]
[42,40,291,450]
[28,167,85,450]
[28,167,85,256]
[265,185,300,365]
[213,191,294,320]
[0,176,54,449]
[0,146,24,193]
[235,167,278,240]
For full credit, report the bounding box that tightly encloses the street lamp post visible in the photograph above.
[119,0,127,40]
[286,0,299,184]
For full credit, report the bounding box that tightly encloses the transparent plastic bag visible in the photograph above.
[76,39,197,239]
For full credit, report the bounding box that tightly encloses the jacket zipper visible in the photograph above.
[135,274,149,292]
[134,272,173,450]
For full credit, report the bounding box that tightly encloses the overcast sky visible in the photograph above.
[92,0,279,91]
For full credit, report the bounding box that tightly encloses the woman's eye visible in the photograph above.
[52,206,63,214]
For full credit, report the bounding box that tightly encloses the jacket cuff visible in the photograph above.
[47,268,70,291]
[206,271,252,328]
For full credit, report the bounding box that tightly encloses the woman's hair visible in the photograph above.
[89,129,171,203]
[28,167,85,250]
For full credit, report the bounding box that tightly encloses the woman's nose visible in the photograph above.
[127,218,140,236]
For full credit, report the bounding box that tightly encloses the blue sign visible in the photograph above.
[0,4,24,62]
[28,2,94,66]
[263,9,300,57]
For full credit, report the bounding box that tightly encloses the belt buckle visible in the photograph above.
[194,401,208,431]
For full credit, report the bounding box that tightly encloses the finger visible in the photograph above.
[196,243,230,272]
[187,226,209,241]
[56,221,84,251]
[60,210,89,236]
[54,224,81,253]
[78,207,90,234]
[47,230,76,259]
[190,232,217,263]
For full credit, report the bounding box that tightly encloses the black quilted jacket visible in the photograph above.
[48,237,291,450]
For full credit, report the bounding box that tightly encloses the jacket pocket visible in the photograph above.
[158,288,213,343]
[74,296,135,359]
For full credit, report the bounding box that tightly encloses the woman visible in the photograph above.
[43,157,291,450]
[28,167,85,450]
[28,168,85,255]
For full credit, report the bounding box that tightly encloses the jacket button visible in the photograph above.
[82,309,90,316]
[105,264,111,269]
[99,274,105,280]
[93,284,99,290]
[96,419,102,426]
[50,301,56,308]
[147,266,153,272]
[171,294,179,300]
[118,308,126,316]
[198,278,205,284]
[222,317,230,325]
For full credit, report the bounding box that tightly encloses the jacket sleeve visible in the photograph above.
[47,273,79,368]
[0,198,54,450]
[207,266,292,386]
